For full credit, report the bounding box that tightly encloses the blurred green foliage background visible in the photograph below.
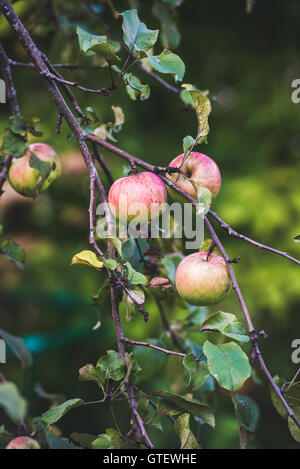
[0,0,299,449]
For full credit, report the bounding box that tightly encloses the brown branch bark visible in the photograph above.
[209,209,300,267]
[0,41,20,194]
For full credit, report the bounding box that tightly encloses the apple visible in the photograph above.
[175,252,231,306]
[167,152,221,202]
[108,172,167,224]
[8,143,62,197]
[6,436,40,449]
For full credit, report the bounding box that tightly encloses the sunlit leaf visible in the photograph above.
[71,250,104,270]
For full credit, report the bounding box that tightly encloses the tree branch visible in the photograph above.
[209,209,300,267]
[0,41,20,194]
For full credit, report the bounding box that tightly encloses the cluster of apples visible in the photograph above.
[109,152,231,307]
[8,143,62,197]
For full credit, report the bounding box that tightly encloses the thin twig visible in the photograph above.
[209,210,300,267]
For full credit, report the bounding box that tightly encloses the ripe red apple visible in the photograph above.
[167,152,221,202]
[6,436,40,449]
[8,143,62,197]
[108,172,167,223]
[175,252,231,306]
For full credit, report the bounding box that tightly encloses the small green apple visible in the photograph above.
[8,143,62,197]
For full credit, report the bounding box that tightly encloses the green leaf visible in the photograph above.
[203,341,251,392]
[183,354,210,391]
[124,261,148,285]
[29,152,52,192]
[91,278,111,329]
[1,128,26,158]
[202,311,249,343]
[70,433,97,449]
[0,382,27,424]
[196,186,212,215]
[9,116,42,137]
[236,396,259,433]
[33,418,80,449]
[151,390,215,427]
[97,350,125,382]
[107,237,123,258]
[104,259,118,270]
[182,86,211,142]
[124,73,150,101]
[148,49,185,82]
[175,413,201,449]
[152,0,181,50]
[0,239,26,269]
[123,286,145,322]
[199,238,222,256]
[270,376,300,420]
[0,328,32,368]
[78,364,104,388]
[124,352,142,384]
[41,398,84,427]
[182,353,197,387]
[92,429,124,449]
[76,27,119,64]
[161,254,182,285]
[288,408,300,443]
[71,250,104,270]
[183,135,195,154]
[121,10,159,53]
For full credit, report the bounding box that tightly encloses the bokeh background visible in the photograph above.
[0,0,300,449]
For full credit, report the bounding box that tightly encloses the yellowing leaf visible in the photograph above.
[182,85,211,142]
[94,125,108,141]
[71,250,104,270]
[111,106,125,127]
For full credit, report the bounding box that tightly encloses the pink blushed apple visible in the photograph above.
[108,172,167,224]
[167,152,221,202]
[6,436,41,449]
[175,252,231,306]
[8,143,62,197]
